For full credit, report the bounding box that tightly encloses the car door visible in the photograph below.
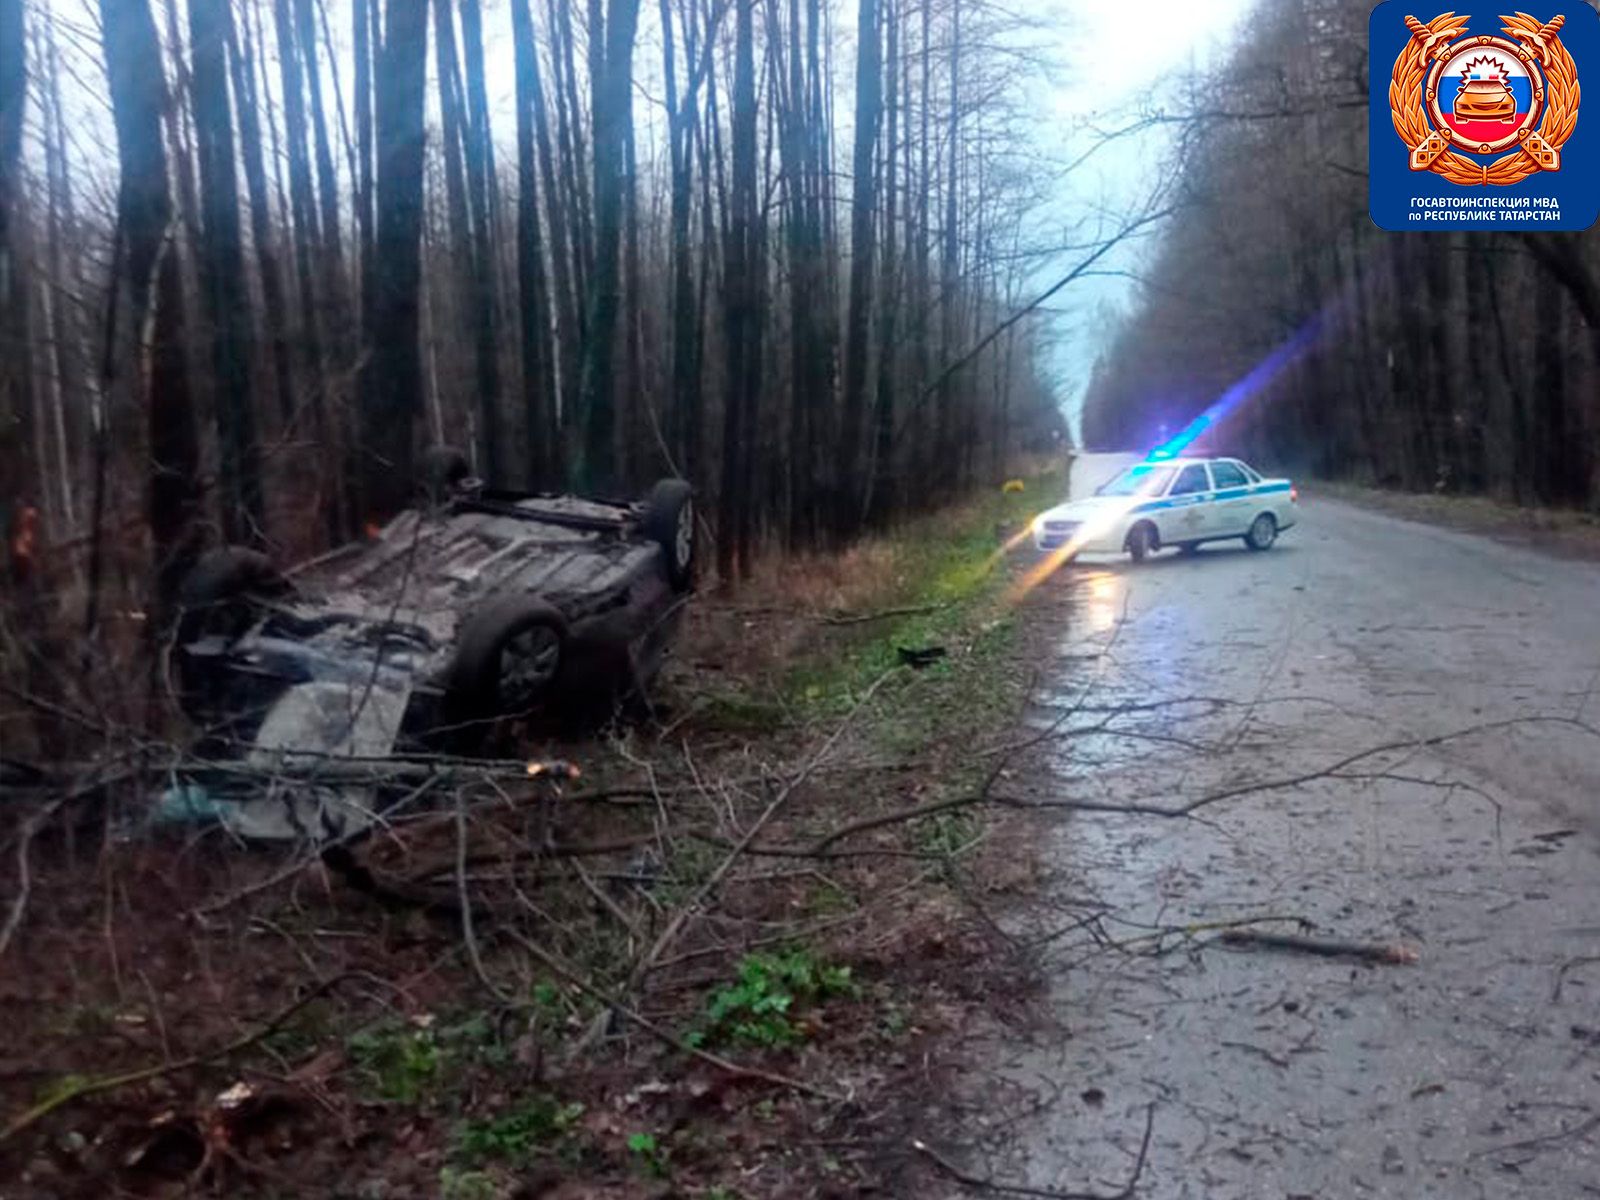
[1156,463,1215,544]
[1207,460,1253,535]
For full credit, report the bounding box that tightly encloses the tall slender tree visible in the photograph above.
[838,0,882,534]
[718,0,761,581]
[100,0,201,624]
[189,0,265,542]
[510,0,558,484]
[577,0,643,491]
[0,0,33,576]
[229,5,294,429]
[360,0,429,518]
[458,0,506,483]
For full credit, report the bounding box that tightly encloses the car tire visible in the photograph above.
[1127,522,1156,563]
[1245,513,1277,551]
[177,547,287,645]
[642,479,695,591]
[445,595,570,733]
[419,445,473,506]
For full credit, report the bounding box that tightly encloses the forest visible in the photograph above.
[1081,0,1600,509]
[0,0,1073,696]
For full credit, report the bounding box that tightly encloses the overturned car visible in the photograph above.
[175,451,696,783]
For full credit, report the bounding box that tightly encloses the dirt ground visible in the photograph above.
[942,474,1600,1199]
[0,481,1068,1200]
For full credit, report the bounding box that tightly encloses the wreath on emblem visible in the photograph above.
[1389,11,1580,186]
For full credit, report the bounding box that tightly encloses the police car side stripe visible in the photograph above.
[1130,482,1292,515]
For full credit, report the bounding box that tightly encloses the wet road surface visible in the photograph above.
[988,481,1600,1198]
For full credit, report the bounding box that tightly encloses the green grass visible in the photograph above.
[687,948,861,1049]
[452,1097,586,1166]
[783,469,1062,722]
[345,1011,518,1106]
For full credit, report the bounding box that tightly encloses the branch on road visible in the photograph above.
[914,1102,1156,1200]
[1219,928,1419,965]
[804,715,1600,852]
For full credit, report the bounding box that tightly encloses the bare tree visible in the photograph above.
[100,0,202,625]
[577,0,643,492]
[190,0,266,542]
[360,0,429,519]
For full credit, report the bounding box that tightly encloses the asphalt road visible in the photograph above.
[984,469,1600,1199]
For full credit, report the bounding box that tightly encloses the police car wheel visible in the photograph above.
[1245,513,1277,551]
[1127,523,1155,563]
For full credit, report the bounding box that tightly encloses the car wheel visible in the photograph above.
[1127,523,1155,563]
[1245,513,1278,551]
[642,479,695,591]
[445,596,570,731]
[419,445,473,506]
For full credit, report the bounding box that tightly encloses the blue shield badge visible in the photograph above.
[1370,2,1600,230]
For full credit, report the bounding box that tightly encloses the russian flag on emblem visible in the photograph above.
[1445,53,1534,141]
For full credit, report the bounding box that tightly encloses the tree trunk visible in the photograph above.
[294,0,351,355]
[838,0,881,536]
[510,0,558,485]
[936,0,961,497]
[354,0,377,338]
[274,0,329,429]
[718,0,760,584]
[0,0,34,577]
[229,4,295,430]
[459,0,506,484]
[433,0,491,472]
[189,0,266,543]
[360,0,429,520]
[577,0,642,493]
[865,0,899,526]
[100,0,202,628]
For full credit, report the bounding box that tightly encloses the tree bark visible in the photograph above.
[190,0,266,543]
[510,0,558,485]
[100,0,202,627]
[838,0,881,535]
[577,0,642,493]
[718,0,761,584]
[229,4,295,430]
[0,0,34,575]
[360,0,429,520]
[458,0,506,484]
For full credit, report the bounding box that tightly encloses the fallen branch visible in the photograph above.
[0,973,352,1145]
[0,796,68,960]
[809,714,1600,849]
[914,1102,1155,1199]
[621,668,900,993]
[822,603,945,627]
[1218,928,1419,965]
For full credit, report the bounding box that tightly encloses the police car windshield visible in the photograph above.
[1096,464,1178,497]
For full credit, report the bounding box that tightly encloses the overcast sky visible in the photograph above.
[1021,0,1254,438]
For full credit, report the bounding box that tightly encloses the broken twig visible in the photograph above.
[914,1101,1155,1199]
[1218,928,1418,965]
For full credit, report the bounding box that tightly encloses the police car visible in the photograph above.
[1031,456,1298,562]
